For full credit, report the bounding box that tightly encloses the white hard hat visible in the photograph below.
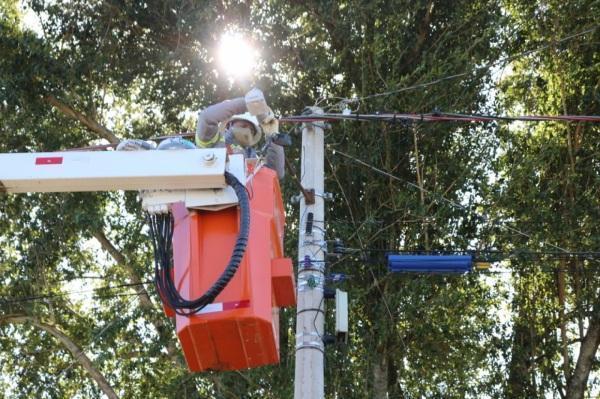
[229,112,260,132]
[227,112,262,147]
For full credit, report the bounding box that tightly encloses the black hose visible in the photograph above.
[147,171,250,315]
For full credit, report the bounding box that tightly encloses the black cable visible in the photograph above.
[0,291,150,305]
[281,112,600,124]
[0,281,152,305]
[148,171,250,315]
[341,248,600,258]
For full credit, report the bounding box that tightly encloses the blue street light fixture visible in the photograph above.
[387,254,473,274]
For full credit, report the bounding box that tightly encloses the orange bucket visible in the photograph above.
[168,167,295,371]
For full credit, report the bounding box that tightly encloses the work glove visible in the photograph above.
[257,106,275,124]
[260,113,279,138]
[245,88,269,116]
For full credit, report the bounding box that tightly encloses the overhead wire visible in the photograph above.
[0,281,153,305]
[332,149,581,256]
[344,248,600,258]
[323,24,600,105]
[280,111,600,124]
[54,292,141,379]
[325,155,396,321]
[60,25,600,154]
[63,107,600,153]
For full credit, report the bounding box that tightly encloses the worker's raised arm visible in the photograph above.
[195,97,247,147]
[195,89,286,179]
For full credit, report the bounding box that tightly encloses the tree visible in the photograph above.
[495,1,600,397]
[1,0,599,397]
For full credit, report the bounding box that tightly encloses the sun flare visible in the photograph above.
[217,32,258,79]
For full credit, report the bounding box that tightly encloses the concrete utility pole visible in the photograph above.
[294,107,326,399]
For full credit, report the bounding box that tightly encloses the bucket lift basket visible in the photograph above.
[0,148,296,372]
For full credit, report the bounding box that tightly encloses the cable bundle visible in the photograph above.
[147,171,250,315]
[280,112,600,124]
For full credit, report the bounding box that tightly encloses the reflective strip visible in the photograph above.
[196,133,224,148]
[197,299,250,315]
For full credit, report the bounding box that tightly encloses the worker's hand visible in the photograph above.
[245,88,269,116]
[261,115,279,137]
[257,106,275,124]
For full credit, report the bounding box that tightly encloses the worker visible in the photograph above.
[117,88,284,179]
[195,88,284,178]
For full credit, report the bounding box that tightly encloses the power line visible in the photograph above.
[331,24,600,104]
[60,25,600,154]
[0,291,149,306]
[280,111,600,124]
[64,107,600,153]
[332,149,575,255]
[54,293,141,379]
[0,281,153,305]
[343,248,600,258]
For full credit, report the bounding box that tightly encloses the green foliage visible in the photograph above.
[492,1,600,397]
[1,0,599,397]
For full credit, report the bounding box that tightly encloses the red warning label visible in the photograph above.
[35,157,63,165]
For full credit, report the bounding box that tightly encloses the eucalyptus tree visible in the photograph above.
[5,0,593,398]
[257,1,508,397]
[494,1,600,398]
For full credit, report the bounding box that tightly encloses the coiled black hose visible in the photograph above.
[147,171,250,315]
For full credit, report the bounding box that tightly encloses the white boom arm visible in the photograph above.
[0,149,245,211]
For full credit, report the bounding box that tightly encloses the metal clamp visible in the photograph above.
[314,191,333,200]
[303,239,327,246]
[295,332,325,353]
[291,190,332,203]
[298,266,325,274]
[302,120,329,130]
[296,332,321,339]
[295,342,325,353]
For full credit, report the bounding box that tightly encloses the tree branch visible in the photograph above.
[92,229,182,361]
[92,230,155,309]
[44,94,120,144]
[1,314,118,399]
[413,1,434,59]
[566,315,600,399]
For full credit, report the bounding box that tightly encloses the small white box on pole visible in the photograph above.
[335,289,348,344]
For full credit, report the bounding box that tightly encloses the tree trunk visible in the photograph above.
[565,316,600,399]
[412,125,429,249]
[506,319,537,397]
[558,261,571,380]
[373,351,388,399]
[2,315,118,399]
[44,94,120,144]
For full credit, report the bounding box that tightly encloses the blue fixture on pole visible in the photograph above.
[387,254,472,274]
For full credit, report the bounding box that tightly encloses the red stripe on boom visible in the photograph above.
[35,157,63,165]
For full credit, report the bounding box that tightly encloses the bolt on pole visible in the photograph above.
[294,107,326,399]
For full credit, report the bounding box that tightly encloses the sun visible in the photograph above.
[217,32,258,79]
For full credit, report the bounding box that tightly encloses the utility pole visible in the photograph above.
[294,107,326,399]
